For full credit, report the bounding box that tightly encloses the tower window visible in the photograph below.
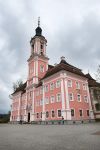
[32,44,34,49]
[41,44,43,49]
[40,65,44,72]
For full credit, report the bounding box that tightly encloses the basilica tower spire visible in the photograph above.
[27,18,49,86]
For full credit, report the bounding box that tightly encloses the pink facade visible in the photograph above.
[10,21,94,123]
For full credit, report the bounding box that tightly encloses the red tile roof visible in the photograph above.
[85,73,100,87]
[42,59,86,80]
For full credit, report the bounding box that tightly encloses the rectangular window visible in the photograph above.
[68,80,72,87]
[84,95,88,102]
[45,85,48,92]
[71,109,75,117]
[58,110,61,117]
[56,80,61,88]
[46,111,49,118]
[37,113,39,118]
[87,110,89,116]
[76,82,80,89]
[45,97,49,104]
[40,112,42,118]
[83,84,87,90]
[50,83,54,90]
[50,96,55,103]
[56,93,61,102]
[77,94,81,102]
[69,93,74,101]
[40,65,44,72]
[51,110,55,117]
[79,110,83,117]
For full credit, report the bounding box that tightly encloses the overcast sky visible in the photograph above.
[0,0,100,113]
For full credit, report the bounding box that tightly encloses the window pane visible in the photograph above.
[71,109,74,116]
[58,110,61,117]
[52,111,55,117]
[79,110,82,116]
[68,80,72,87]
[87,110,89,116]
[46,111,49,118]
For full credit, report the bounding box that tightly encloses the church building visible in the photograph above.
[10,19,95,124]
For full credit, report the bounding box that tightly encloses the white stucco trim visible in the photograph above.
[42,81,46,121]
[64,78,71,120]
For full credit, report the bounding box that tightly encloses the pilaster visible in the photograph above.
[17,94,21,121]
[61,77,66,119]
[42,81,46,121]
[31,88,35,121]
[64,78,71,120]
[87,85,94,119]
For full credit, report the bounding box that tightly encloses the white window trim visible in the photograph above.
[56,80,61,88]
[40,65,44,73]
[77,94,81,102]
[86,109,90,117]
[56,93,61,102]
[69,93,74,101]
[76,81,80,89]
[46,110,49,118]
[50,83,54,90]
[71,108,75,117]
[40,99,43,105]
[84,95,88,103]
[83,83,87,90]
[68,80,72,87]
[57,109,62,118]
[45,85,49,92]
[50,95,55,103]
[51,109,55,118]
[79,109,83,117]
[36,112,39,118]
[45,97,49,104]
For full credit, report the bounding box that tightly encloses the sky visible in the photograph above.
[0,0,100,113]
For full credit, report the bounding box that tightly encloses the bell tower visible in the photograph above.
[27,18,49,86]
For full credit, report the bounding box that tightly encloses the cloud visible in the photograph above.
[0,0,100,113]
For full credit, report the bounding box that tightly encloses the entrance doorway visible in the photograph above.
[28,113,30,122]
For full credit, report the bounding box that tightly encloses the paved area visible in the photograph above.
[0,123,100,150]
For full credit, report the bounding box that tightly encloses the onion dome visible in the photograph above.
[35,17,42,36]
